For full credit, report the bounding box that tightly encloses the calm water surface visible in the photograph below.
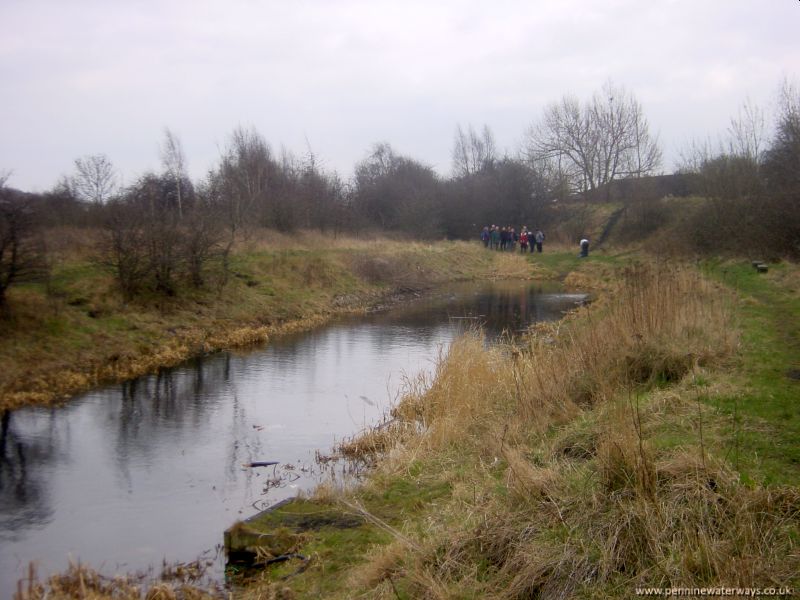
[0,281,586,591]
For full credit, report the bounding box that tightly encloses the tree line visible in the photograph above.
[1,80,798,309]
[668,81,800,257]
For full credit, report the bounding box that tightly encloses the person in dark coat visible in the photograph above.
[534,229,545,253]
[490,225,500,249]
[480,226,490,248]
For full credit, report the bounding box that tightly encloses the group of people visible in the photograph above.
[480,225,545,253]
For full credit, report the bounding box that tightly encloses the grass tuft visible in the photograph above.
[292,259,799,598]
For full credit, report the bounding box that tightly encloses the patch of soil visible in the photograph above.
[288,513,364,530]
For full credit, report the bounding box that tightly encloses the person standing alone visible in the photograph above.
[534,229,545,253]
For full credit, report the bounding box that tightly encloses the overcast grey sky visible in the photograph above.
[1,0,798,191]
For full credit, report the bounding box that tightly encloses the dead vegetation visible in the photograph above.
[15,258,799,599]
[308,260,799,598]
[1,237,524,411]
[13,561,224,600]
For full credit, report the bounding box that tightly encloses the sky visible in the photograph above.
[1,0,798,191]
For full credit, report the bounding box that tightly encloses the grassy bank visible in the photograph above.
[14,252,799,599]
[0,233,534,411]
[233,254,799,599]
[701,260,800,485]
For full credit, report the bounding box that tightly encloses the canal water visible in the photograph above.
[0,280,586,591]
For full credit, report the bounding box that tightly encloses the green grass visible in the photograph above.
[0,239,521,410]
[523,249,630,280]
[530,255,800,486]
[232,256,800,598]
[702,260,800,485]
[229,499,393,596]
[232,470,454,597]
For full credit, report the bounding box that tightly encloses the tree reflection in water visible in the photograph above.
[0,409,57,539]
[0,280,586,592]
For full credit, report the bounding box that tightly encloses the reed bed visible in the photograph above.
[332,261,799,598]
[14,562,223,600]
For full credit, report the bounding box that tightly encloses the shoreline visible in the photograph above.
[226,258,800,598]
[1,284,445,412]
[1,241,545,412]
[17,256,800,597]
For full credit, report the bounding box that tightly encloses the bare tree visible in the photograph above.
[728,98,768,162]
[765,79,800,188]
[160,128,187,218]
[524,94,593,194]
[71,154,118,204]
[101,172,220,299]
[624,98,663,178]
[761,79,800,255]
[525,82,661,196]
[353,143,441,234]
[214,126,275,231]
[0,173,48,310]
[673,98,795,256]
[101,199,150,300]
[675,137,716,174]
[182,200,227,288]
[678,99,767,175]
[452,124,497,177]
[678,97,769,204]
[296,139,343,231]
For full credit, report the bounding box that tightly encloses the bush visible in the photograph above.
[99,174,228,300]
[0,184,49,311]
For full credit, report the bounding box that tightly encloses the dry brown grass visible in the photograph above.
[13,562,222,600]
[325,260,800,598]
[485,252,537,280]
[345,539,409,592]
[336,420,419,465]
[234,228,410,253]
[2,235,518,411]
[352,261,736,462]
[1,323,274,411]
[346,240,531,290]
[514,263,736,423]
[469,450,800,598]
[44,226,103,261]
[767,262,800,296]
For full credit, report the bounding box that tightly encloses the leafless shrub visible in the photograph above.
[99,174,227,299]
[0,175,49,311]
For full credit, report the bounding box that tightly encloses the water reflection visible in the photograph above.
[0,410,57,540]
[0,281,584,593]
[369,281,578,335]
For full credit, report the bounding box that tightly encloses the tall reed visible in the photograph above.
[341,261,799,598]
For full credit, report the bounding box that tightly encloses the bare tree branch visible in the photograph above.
[452,124,496,177]
[161,128,187,218]
[524,83,661,196]
[71,154,117,204]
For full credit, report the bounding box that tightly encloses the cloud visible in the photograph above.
[1,0,798,189]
